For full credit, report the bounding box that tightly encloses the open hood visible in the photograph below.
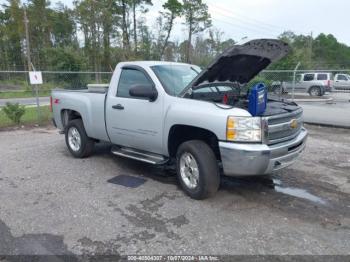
[184,39,291,92]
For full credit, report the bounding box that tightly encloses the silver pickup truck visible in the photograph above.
[52,39,308,199]
[272,72,333,96]
[334,73,350,90]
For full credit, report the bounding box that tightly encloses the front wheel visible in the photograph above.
[176,140,220,200]
[65,119,94,158]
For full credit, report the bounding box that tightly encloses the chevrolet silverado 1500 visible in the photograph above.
[52,39,308,199]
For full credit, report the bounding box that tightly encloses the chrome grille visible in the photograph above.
[264,108,303,145]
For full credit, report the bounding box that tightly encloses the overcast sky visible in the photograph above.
[2,0,349,45]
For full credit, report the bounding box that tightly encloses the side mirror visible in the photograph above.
[129,84,158,102]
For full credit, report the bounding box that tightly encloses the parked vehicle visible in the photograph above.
[51,39,307,199]
[272,72,333,96]
[334,73,350,90]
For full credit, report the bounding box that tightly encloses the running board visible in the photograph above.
[111,146,168,165]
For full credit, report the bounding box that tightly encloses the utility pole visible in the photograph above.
[292,62,301,102]
[23,7,32,72]
[309,31,313,67]
[24,6,41,124]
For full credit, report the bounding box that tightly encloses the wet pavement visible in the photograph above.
[298,93,350,128]
[0,124,349,256]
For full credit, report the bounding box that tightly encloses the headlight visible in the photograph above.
[226,116,262,142]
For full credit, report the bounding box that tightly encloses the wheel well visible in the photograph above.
[168,125,221,160]
[61,109,82,128]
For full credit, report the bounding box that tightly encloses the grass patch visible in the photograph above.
[0,90,51,99]
[0,105,52,128]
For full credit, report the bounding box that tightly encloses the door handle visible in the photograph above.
[112,104,124,110]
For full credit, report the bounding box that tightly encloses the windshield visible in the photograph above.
[151,64,201,96]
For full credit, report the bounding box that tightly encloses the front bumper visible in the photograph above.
[219,128,308,176]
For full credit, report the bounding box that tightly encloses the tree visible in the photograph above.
[45,47,88,88]
[99,0,121,70]
[27,0,52,68]
[159,0,182,59]
[192,36,212,66]
[2,1,350,73]
[312,34,350,69]
[130,0,152,54]
[182,0,211,63]
[0,9,8,70]
[120,0,130,52]
[50,3,77,48]
[163,41,176,61]
[74,0,100,76]
[1,0,25,70]
[137,17,152,59]
[219,38,236,52]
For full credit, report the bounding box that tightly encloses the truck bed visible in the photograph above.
[51,89,110,142]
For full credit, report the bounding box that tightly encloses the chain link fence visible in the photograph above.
[1,69,350,125]
[0,71,113,126]
[258,69,350,94]
[0,71,113,93]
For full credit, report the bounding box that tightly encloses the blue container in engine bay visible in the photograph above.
[248,83,267,116]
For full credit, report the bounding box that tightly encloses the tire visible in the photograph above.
[176,140,220,200]
[273,85,282,95]
[65,119,94,158]
[309,86,321,96]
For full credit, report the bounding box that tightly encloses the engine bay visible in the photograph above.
[186,82,300,116]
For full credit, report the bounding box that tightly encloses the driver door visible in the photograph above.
[335,74,349,90]
[106,67,164,154]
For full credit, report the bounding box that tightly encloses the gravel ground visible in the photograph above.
[0,124,349,258]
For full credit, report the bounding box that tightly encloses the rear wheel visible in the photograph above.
[65,119,94,158]
[176,140,220,200]
[273,85,282,95]
[309,86,321,96]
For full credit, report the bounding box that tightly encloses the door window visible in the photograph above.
[117,68,154,98]
[316,74,328,80]
[337,75,348,81]
[303,74,315,81]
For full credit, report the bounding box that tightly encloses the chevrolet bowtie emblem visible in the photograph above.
[290,119,298,129]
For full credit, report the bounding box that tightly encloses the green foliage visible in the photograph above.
[43,47,88,88]
[182,0,211,62]
[2,102,26,125]
[1,1,350,72]
[163,0,182,16]
[273,31,350,70]
[245,76,274,92]
[182,0,212,34]
[0,105,51,128]
[158,0,183,59]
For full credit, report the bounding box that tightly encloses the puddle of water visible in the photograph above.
[213,176,327,205]
[274,186,327,205]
